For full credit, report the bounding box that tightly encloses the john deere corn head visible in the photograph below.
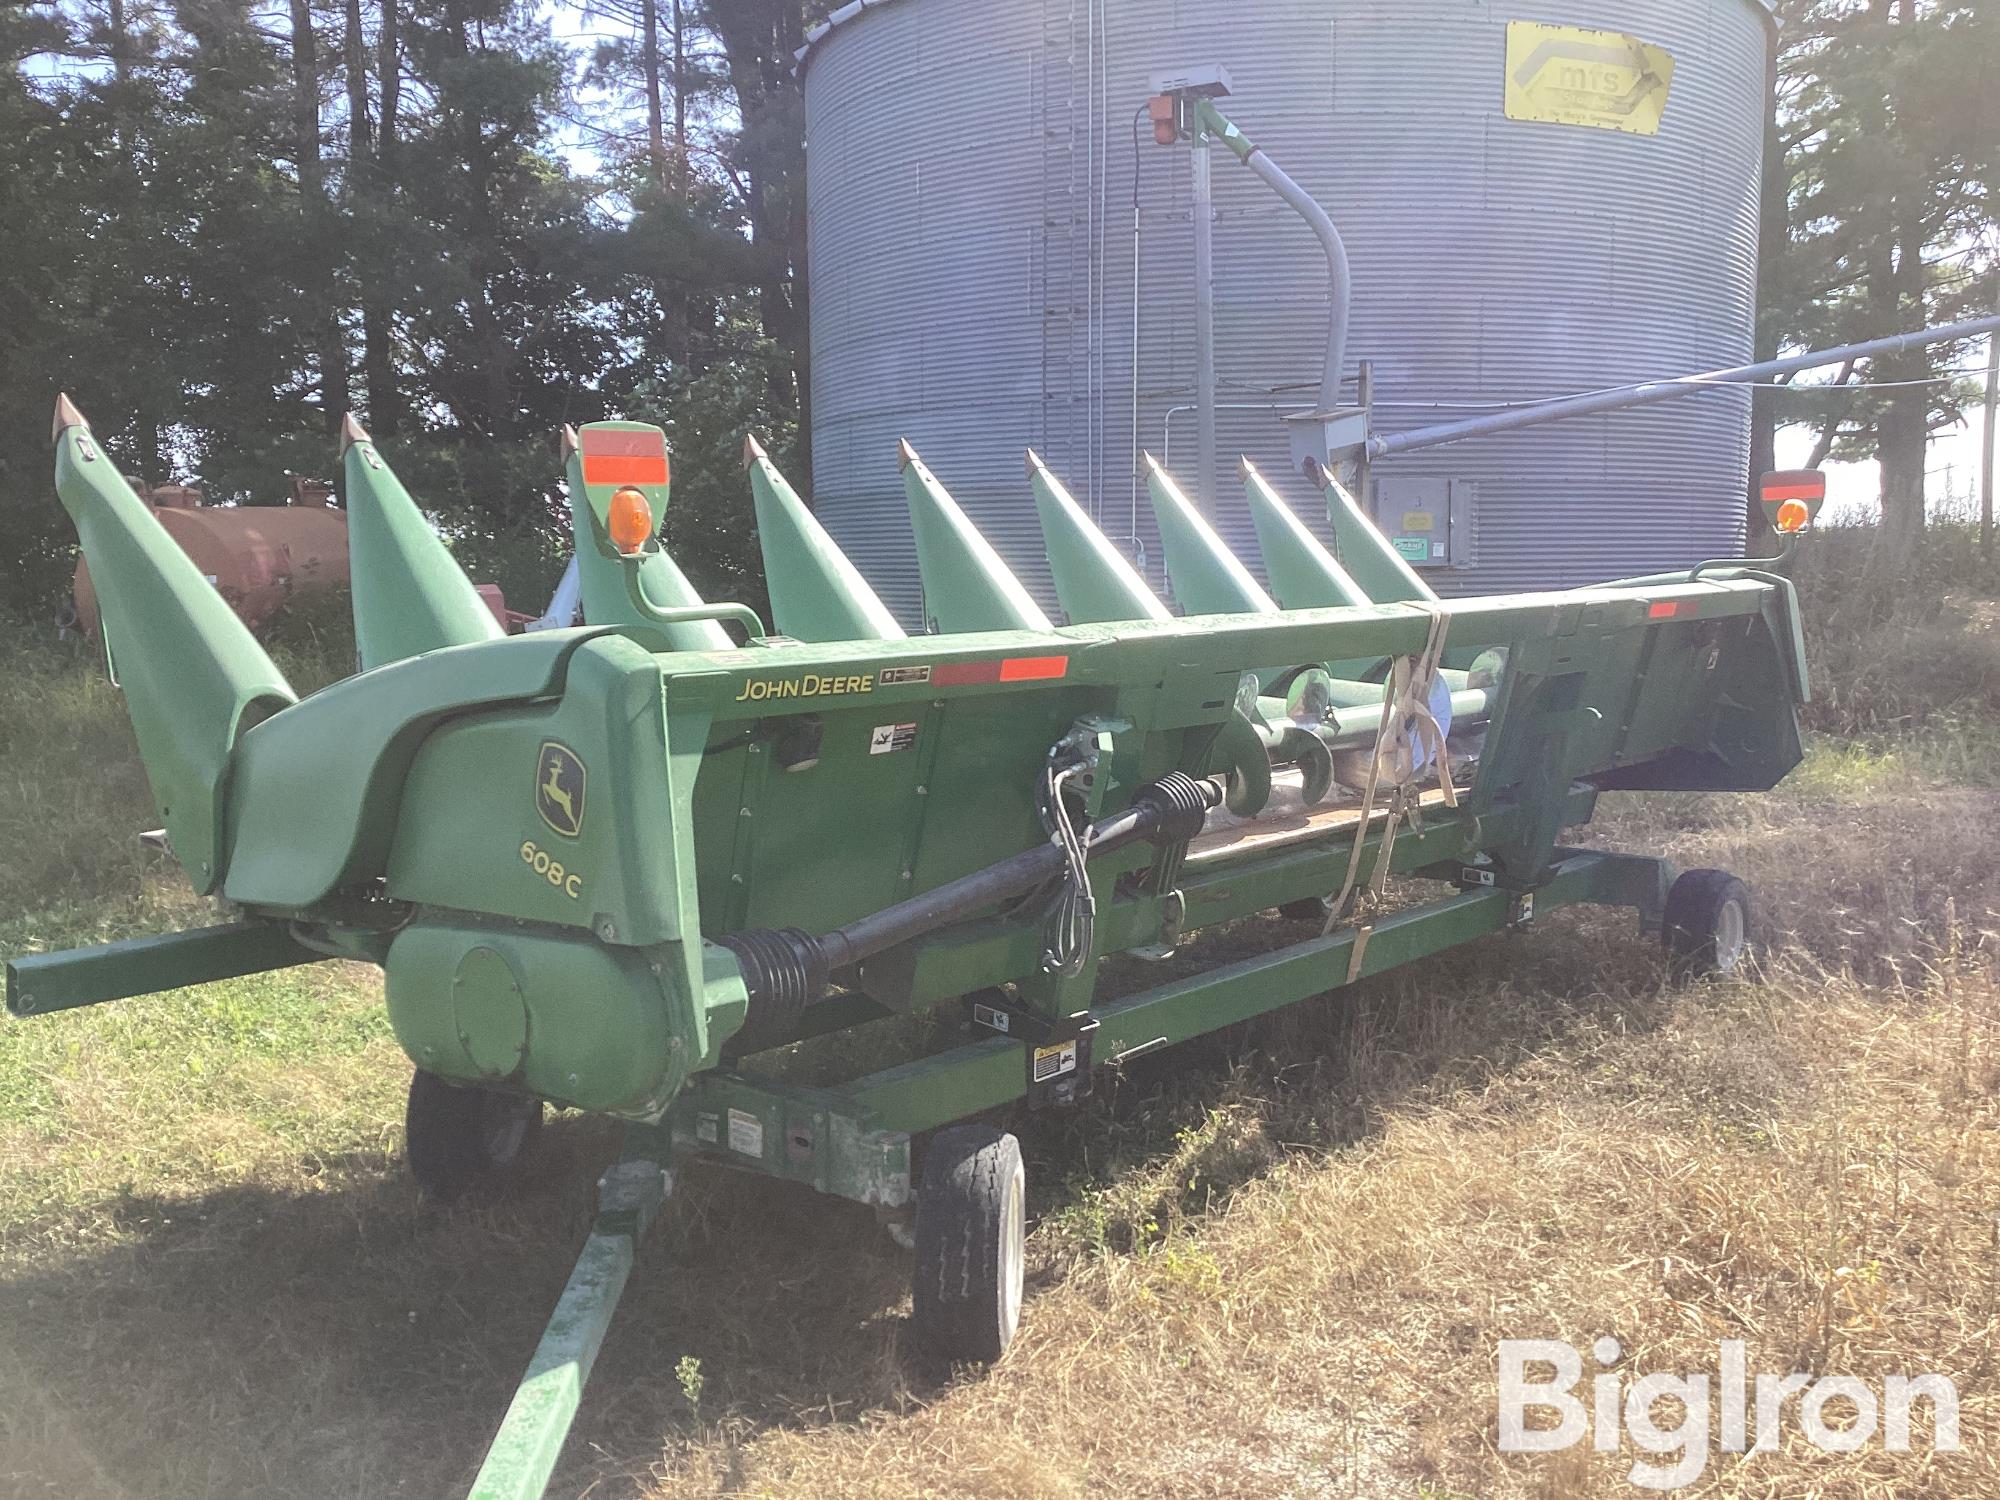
[10,395,1820,1497]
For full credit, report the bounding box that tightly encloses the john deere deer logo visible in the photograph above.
[535,742,586,838]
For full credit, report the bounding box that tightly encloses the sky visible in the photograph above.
[1775,349,1995,525]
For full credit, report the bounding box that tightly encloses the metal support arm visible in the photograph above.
[1373,315,2000,459]
[5,921,323,1017]
[618,556,767,640]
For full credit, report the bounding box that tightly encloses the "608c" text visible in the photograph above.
[520,840,584,899]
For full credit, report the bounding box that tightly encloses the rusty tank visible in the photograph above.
[74,476,350,636]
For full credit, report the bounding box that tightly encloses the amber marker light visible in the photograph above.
[608,487,655,554]
[1759,469,1824,536]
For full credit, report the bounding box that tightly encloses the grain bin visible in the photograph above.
[799,0,1776,625]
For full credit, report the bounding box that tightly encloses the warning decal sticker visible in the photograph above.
[869,722,919,756]
[1033,1040,1079,1083]
[727,1108,765,1158]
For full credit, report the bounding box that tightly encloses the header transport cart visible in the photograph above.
[10,390,1824,1498]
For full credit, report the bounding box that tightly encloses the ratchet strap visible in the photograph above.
[1322,605,1458,957]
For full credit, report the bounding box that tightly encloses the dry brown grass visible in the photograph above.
[615,826,2000,1500]
[1793,522,2000,742]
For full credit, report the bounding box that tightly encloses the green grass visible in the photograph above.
[0,625,406,1239]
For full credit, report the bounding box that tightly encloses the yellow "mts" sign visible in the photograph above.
[1505,21,1676,137]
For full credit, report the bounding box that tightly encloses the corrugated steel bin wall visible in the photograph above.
[803,0,1773,625]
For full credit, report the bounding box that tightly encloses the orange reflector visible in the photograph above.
[584,453,670,486]
[1760,469,1826,505]
[580,427,671,488]
[930,661,997,687]
[931,655,1072,688]
[608,487,655,554]
[1774,498,1811,534]
[1648,601,1684,620]
[998,655,1070,683]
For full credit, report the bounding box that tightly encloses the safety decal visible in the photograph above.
[869,722,919,756]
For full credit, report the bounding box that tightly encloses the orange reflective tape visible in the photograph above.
[999,655,1069,682]
[930,655,1071,688]
[1761,481,1824,503]
[582,453,670,487]
[930,660,999,687]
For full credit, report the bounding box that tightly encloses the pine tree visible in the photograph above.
[1760,0,1998,564]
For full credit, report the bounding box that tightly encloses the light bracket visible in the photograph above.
[1148,63,1233,100]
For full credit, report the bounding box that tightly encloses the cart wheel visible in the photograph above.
[912,1125,1025,1363]
[405,1069,543,1199]
[1662,869,1753,982]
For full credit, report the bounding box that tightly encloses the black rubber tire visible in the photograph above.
[912,1125,1025,1363]
[404,1069,543,1199]
[1662,869,1754,983]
